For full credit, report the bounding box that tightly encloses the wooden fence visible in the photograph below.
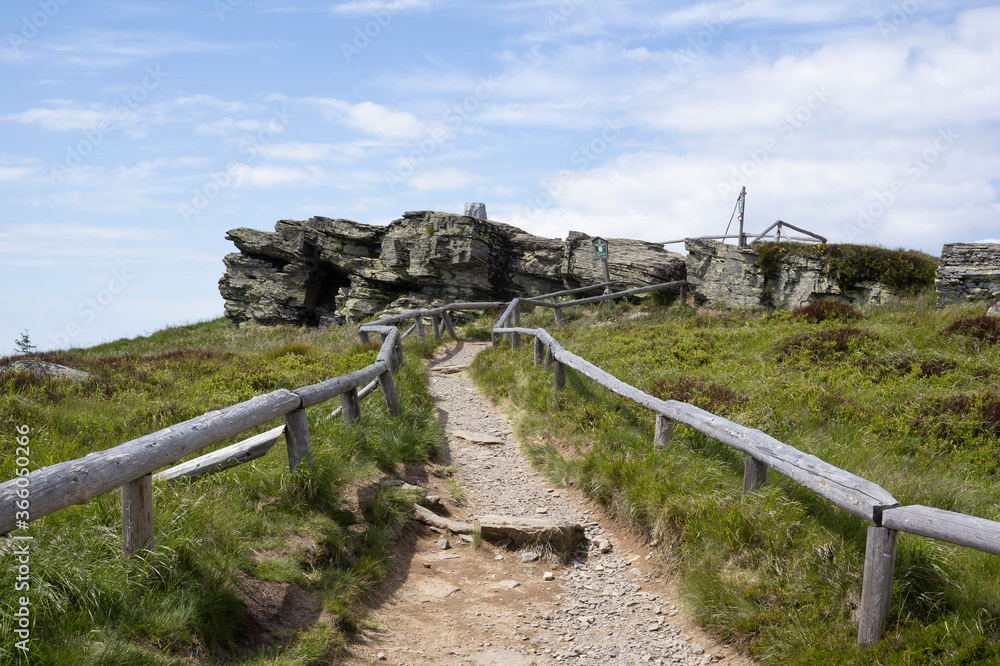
[0,327,407,558]
[490,283,1000,646]
[5,277,999,648]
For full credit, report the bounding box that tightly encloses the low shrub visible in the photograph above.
[942,315,1000,345]
[775,327,880,362]
[793,300,861,323]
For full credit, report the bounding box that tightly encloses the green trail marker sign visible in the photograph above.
[593,237,608,259]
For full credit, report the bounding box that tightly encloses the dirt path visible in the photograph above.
[343,341,753,666]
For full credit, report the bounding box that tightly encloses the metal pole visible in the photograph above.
[737,186,746,247]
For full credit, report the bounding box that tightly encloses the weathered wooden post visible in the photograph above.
[742,458,768,496]
[544,345,553,369]
[341,387,362,425]
[414,316,426,341]
[553,360,566,392]
[511,301,521,350]
[431,314,441,339]
[533,337,544,366]
[121,474,153,558]
[377,371,402,417]
[284,407,311,471]
[358,329,370,344]
[654,414,674,447]
[393,334,404,370]
[553,306,564,324]
[441,310,458,340]
[857,527,898,645]
[679,285,688,307]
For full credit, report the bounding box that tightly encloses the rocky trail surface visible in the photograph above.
[344,341,753,666]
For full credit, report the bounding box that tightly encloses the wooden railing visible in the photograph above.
[0,327,406,558]
[489,283,1000,646]
[8,279,998,648]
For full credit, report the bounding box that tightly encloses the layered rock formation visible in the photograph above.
[935,243,1000,307]
[219,211,685,326]
[685,239,900,309]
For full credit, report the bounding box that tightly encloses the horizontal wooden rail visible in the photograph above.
[0,321,408,542]
[532,281,622,301]
[294,361,387,408]
[362,302,505,328]
[494,324,897,522]
[0,389,302,534]
[881,505,1000,556]
[154,425,286,483]
[521,280,688,309]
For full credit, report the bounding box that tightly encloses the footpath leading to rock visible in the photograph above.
[344,341,754,666]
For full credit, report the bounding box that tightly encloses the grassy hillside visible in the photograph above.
[471,293,1000,665]
[0,318,443,665]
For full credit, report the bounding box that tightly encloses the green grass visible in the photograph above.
[0,317,444,665]
[470,292,1000,665]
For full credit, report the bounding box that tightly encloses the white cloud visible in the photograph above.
[329,0,439,16]
[5,106,110,131]
[254,141,370,162]
[196,118,264,136]
[0,166,35,183]
[302,97,428,140]
[231,164,328,187]
[173,95,249,113]
[407,166,478,192]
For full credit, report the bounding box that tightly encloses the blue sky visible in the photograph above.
[2,0,998,355]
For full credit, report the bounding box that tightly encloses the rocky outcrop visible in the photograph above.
[219,211,685,326]
[1,360,92,382]
[935,243,1000,307]
[685,239,900,309]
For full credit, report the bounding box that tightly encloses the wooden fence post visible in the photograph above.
[743,458,768,496]
[858,526,898,646]
[358,330,370,344]
[377,371,402,417]
[431,314,441,339]
[544,345,553,369]
[341,387,362,425]
[654,414,674,447]
[554,306,564,324]
[679,285,688,307]
[394,335,404,369]
[553,360,566,392]
[414,317,426,341]
[121,473,153,558]
[284,407,311,471]
[534,337,544,366]
[512,301,521,350]
[441,310,458,340]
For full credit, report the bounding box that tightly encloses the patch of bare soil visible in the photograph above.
[340,341,756,666]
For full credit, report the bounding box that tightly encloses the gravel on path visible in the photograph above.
[344,341,752,666]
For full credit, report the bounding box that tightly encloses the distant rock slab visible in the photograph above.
[1,360,91,382]
[935,242,1000,307]
[685,238,902,309]
[219,210,685,327]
